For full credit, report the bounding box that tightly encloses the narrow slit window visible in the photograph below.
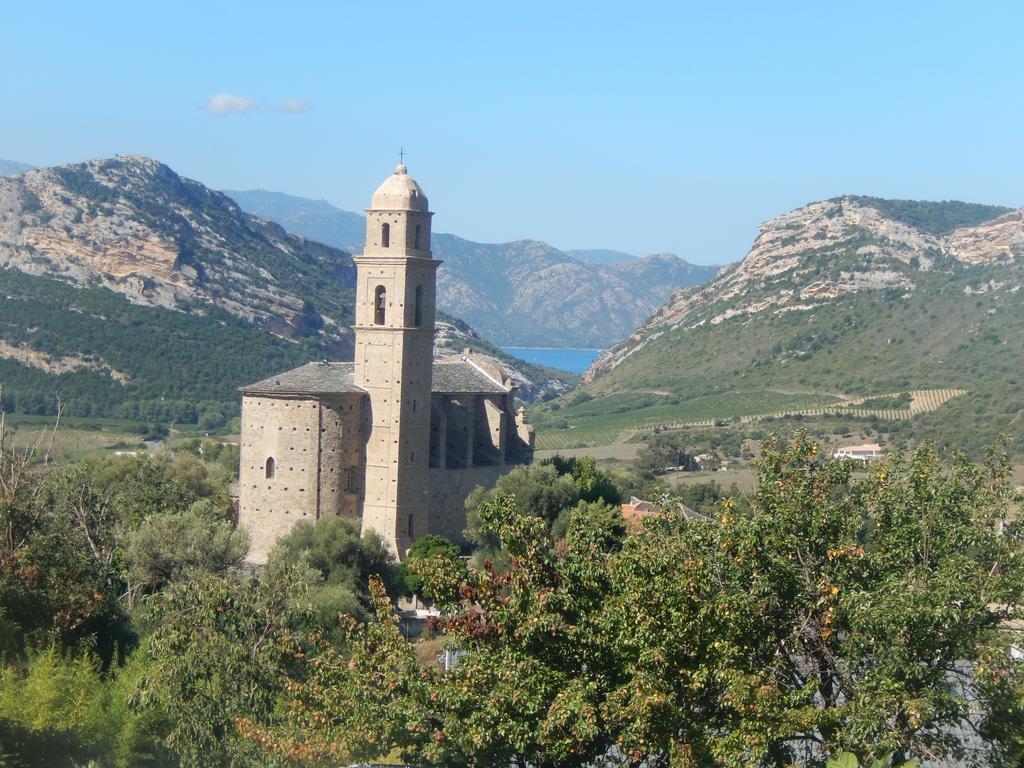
[265,457,276,479]
[381,222,390,248]
[407,514,414,537]
[374,285,386,325]
[414,223,422,249]
[414,285,423,326]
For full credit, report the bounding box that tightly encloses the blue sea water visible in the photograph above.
[500,347,603,374]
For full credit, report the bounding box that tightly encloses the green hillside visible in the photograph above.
[536,197,1024,456]
[0,268,316,424]
[842,197,1012,236]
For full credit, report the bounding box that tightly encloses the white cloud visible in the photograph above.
[201,93,313,117]
[202,92,257,117]
[278,98,313,113]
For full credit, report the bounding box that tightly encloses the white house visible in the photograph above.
[833,443,884,462]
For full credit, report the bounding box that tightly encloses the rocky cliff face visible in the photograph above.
[0,156,358,354]
[584,197,1022,383]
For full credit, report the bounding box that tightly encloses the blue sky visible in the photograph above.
[2,1,1021,264]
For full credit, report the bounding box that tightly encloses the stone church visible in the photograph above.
[238,165,534,562]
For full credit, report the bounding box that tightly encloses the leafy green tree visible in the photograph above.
[264,517,394,628]
[126,500,249,596]
[0,648,114,766]
[0,646,173,768]
[89,454,201,527]
[396,534,462,598]
[236,579,422,766]
[544,455,622,505]
[0,447,130,665]
[136,566,313,768]
[550,499,626,544]
[464,463,580,552]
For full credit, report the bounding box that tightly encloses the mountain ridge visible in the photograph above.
[223,188,722,347]
[561,195,1024,453]
[585,196,1021,384]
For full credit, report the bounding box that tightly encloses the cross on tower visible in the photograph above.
[398,147,406,164]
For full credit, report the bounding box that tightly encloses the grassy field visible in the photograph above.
[6,422,143,463]
[662,467,759,495]
[533,390,842,450]
[2,413,240,464]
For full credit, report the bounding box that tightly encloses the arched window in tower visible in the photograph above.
[414,223,422,249]
[414,285,423,326]
[374,286,387,325]
[381,222,390,248]
[265,457,276,479]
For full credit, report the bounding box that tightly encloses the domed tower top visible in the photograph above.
[370,164,429,212]
[363,163,433,256]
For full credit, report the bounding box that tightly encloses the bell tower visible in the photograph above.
[354,164,438,556]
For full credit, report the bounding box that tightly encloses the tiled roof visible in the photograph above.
[239,362,365,396]
[430,359,509,394]
[241,359,509,397]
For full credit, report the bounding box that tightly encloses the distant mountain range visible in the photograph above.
[223,188,722,347]
[575,195,1024,453]
[222,189,365,252]
[0,156,572,422]
[566,249,639,265]
[0,158,33,176]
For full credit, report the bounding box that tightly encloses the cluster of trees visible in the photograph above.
[464,456,623,561]
[843,197,1012,238]
[0,431,406,767]
[634,429,749,480]
[3,429,1024,766]
[248,437,1024,767]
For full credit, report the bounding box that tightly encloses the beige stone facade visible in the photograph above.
[237,166,534,563]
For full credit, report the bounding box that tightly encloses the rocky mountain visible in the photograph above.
[431,236,720,346]
[224,189,721,347]
[0,157,571,421]
[0,156,357,355]
[0,159,33,177]
[566,248,637,265]
[576,195,1024,452]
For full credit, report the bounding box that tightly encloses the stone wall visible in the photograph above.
[238,395,322,563]
[426,464,509,544]
[316,396,364,520]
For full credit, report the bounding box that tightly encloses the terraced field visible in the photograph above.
[767,388,968,422]
[533,390,840,450]
[533,388,968,450]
